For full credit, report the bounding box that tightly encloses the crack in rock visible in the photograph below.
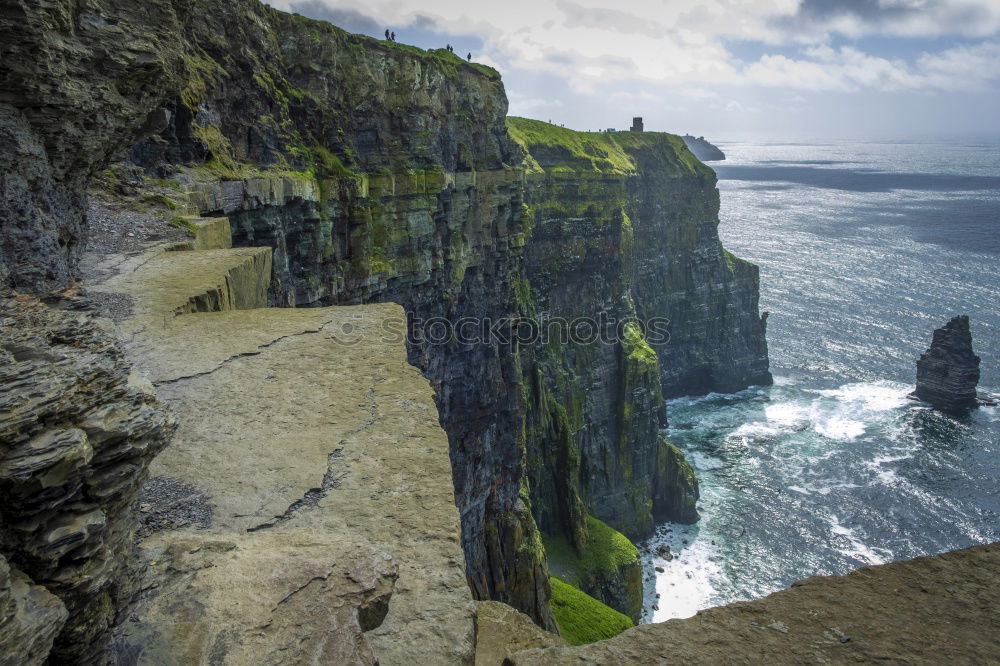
[154,320,335,386]
[246,377,383,533]
[246,448,346,533]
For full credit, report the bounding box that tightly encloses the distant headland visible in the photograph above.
[681,135,726,161]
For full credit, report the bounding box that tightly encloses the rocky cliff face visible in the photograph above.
[629,155,770,398]
[0,296,175,662]
[507,118,768,616]
[0,0,187,293]
[0,0,771,646]
[114,0,554,631]
[912,315,982,412]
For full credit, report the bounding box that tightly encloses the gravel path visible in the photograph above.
[80,193,190,284]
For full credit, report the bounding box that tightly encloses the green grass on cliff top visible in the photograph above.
[550,576,633,645]
[280,8,501,81]
[544,515,640,587]
[507,117,713,177]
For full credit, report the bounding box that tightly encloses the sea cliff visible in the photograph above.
[0,0,771,659]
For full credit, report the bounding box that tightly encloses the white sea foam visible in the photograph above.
[877,469,897,484]
[689,452,726,471]
[864,452,913,486]
[816,382,910,412]
[643,526,725,622]
[764,401,811,428]
[667,392,727,408]
[730,422,781,440]
[814,416,867,441]
[827,515,888,565]
[787,480,862,496]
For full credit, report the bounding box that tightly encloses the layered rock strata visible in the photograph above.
[0,296,175,662]
[0,0,771,644]
[912,315,983,412]
[0,555,67,666]
[0,0,187,292]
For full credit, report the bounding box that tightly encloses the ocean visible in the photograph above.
[643,138,1000,621]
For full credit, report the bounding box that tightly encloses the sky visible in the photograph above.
[264,0,1000,139]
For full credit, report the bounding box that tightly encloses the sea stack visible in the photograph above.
[912,315,981,412]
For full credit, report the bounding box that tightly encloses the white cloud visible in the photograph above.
[269,0,1000,95]
[264,0,1000,113]
[745,41,1000,91]
[508,93,564,115]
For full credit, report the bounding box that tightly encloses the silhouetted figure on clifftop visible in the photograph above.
[385,29,390,40]
[467,52,471,61]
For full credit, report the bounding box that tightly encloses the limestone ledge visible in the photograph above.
[91,232,476,663]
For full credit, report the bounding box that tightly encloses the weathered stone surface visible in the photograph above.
[92,240,476,663]
[187,216,233,251]
[117,535,398,666]
[99,246,271,318]
[508,543,1000,665]
[0,0,187,292]
[912,315,982,412]
[0,555,67,666]
[475,601,566,666]
[0,295,175,662]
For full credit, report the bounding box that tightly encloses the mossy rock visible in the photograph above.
[545,515,638,581]
[543,515,643,622]
[549,576,632,646]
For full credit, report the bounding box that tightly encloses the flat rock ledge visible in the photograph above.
[91,230,476,664]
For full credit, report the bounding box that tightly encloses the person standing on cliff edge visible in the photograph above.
[384,28,389,40]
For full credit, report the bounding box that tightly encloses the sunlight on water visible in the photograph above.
[643,138,1000,622]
